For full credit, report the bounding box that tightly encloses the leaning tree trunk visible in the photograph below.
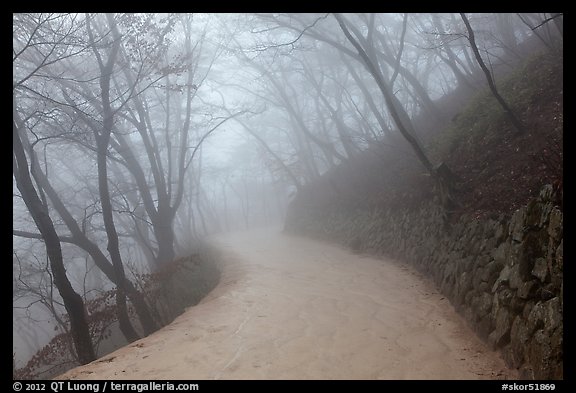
[13,121,96,364]
[33,151,159,336]
[16,109,156,342]
[154,207,176,265]
[460,13,526,135]
[96,136,140,343]
[334,14,460,214]
[87,12,153,341]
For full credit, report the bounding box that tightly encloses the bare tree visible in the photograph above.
[333,13,459,212]
[13,119,96,365]
[415,13,479,91]
[13,125,159,338]
[84,13,142,341]
[13,12,99,365]
[460,13,526,135]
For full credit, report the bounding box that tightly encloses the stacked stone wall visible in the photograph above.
[286,185,562,379]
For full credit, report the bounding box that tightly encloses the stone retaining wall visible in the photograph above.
[285,185,563,379]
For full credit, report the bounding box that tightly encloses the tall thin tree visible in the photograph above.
[460,13,526,134]
[13,119,96,365]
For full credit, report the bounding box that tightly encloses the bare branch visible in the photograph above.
[531,13,563,31]
[13,229,76,244]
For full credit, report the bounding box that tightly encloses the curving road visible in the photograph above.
[57,228,517,380]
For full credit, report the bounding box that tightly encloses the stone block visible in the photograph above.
[531,257,549,283]
[488,307,512,348]
[509,316,529,368]
[518,280,539,300]
[509,207,526,242]
[547,207,563,242]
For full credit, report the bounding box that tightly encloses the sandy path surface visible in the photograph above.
[57,228,517,380]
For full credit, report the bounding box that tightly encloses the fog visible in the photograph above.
[13,13,561,379]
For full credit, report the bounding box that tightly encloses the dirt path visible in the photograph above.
[57,228,517,380]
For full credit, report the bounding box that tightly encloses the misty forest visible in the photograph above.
[13,13,563,380]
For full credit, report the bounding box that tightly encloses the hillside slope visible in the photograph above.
[441,51,563,218]
[288,49,563,220]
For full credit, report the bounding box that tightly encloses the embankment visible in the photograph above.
[146,252,221,325]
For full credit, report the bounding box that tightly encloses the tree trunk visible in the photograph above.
[342,54,391,137]
[13,121,96,365]
[372,30,443,120]
[460,13,525,134]
[88,12,160,340]
[96,137,141,343]
[335,15,435,175]
[15,109,156,342]
[430,14,478,91]
[335,14,460,213]
[28,142,159,336]
[110,134,174,268]
[154,208,176,265]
